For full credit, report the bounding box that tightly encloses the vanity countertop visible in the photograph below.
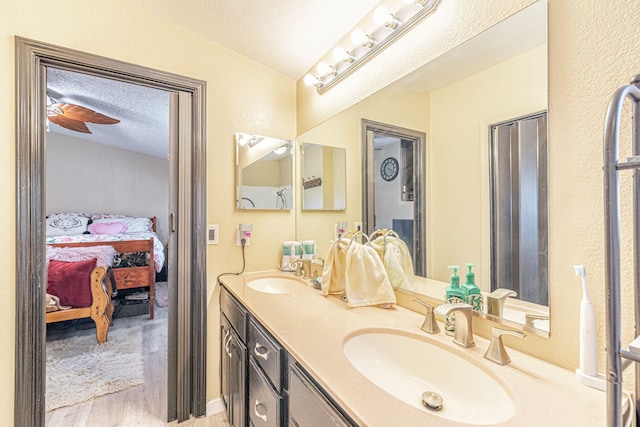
[219,270,606,426]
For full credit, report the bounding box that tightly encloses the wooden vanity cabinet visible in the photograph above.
[220,285,355,427]
[248,318,286,426]
[220,288,248,427]
[288,362,355,427]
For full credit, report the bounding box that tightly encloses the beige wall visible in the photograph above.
[1,0,295,423]
[429,44,547,290]
[46,133,171,244]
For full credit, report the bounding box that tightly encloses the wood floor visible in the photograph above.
[45,303,229,427]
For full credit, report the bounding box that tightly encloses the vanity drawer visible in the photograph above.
[288,362,354,427]
[221,286,247,342]
[249,317,284,391]
[249,357,282,427]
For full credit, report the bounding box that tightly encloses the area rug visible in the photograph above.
[155,281,168,308]
[46,327,144,411]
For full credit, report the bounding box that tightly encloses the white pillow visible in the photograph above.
[46,213,90,236]
[90,215,153,233]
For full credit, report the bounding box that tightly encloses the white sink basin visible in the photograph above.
[343,330,515,425]
[246,276,305,294]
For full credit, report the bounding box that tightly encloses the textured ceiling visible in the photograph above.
[127,0,382,79]
[46,68,170,158]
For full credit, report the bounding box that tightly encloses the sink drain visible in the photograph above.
[422,391,443,411]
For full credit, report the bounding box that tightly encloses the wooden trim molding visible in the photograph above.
[14,37,207,426]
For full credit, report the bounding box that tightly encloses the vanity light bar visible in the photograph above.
[304,0,441,94]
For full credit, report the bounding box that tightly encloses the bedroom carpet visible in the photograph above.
[155,281,168,307]
[45,326,144,412]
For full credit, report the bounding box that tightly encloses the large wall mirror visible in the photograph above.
[300,142,346,210]
[295,1,549,335]
[236,132,293,209]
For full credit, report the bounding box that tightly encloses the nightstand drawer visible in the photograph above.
[249,357,282,427]
[249,317,284,391]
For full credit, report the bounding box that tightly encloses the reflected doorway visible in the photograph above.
[362,119,427,276]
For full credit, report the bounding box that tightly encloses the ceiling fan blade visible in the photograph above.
[48,114,92,133]
[59,103,120,125]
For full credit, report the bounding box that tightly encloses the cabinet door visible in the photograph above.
[288,363,353,427]
[248,357,282,427]
[221,316,247,427]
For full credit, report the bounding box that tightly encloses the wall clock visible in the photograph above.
[380,157,399,181]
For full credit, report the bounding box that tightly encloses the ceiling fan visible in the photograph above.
[47,99,120,134]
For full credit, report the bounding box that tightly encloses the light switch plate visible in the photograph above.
[207,225,219,245]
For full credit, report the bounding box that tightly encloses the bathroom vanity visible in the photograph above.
[219,271,606,426]
[220,283,355,426]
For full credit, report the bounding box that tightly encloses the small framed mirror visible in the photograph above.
[236,132,293,209]
[301,142,346,210]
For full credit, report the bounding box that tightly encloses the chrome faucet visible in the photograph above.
[292,259,311,279]
[483,327,526,365]
[412,298,440,334]
[435,303,475,348]
[310,258,324,282]
[486,288,517,317]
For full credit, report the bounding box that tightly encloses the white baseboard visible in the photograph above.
[206,398,225,416]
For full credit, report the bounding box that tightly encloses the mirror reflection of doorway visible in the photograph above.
[362,119,427,276]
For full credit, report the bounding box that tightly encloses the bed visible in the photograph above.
[46,265,114,343]
[45,213,165,319]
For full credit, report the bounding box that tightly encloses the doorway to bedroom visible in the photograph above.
[15,38,207,426]
[44,67,172,424]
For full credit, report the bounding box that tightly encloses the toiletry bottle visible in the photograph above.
[444,265,467,335]
[462,262,483,312]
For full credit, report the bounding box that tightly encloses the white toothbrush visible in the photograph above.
[574,265,604,390]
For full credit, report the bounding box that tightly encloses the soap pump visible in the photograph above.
[444,265,467,334]
[462,263,483,312]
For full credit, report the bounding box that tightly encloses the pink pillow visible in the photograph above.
[89,221,128,235]
[47,258,97,308]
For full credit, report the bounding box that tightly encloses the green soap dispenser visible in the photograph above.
[462,262,483,312]
[444,265,467,334]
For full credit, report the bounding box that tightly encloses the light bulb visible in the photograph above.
[316,62,334,77]
[374,6,400,29]
[374,6,390,25]
[351,28,374,48]
[332,46,349,62]
[303,73,321,88]
[273,146,287,155]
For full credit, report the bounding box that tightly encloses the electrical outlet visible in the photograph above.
[334,221,348,239]
[237,223,253,246]
[354,222,363,232]
[207,224,219,245]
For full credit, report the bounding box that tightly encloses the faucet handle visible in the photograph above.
[483,327,526,365]
[412,299,440,334]
[486,288,518,317]
[525,313,549,327]
[291,259,304,277]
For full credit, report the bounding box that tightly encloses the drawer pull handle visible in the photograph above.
[224,330,232,357]
[254,343,269,360]
[254,400,268,422]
